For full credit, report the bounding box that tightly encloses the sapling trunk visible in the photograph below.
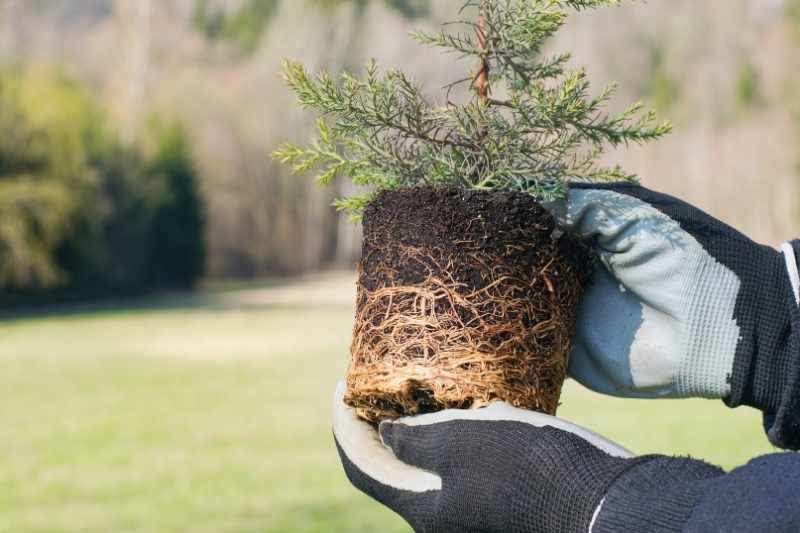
[474,2,490,103]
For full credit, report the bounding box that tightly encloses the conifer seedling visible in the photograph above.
[275,0,670,422]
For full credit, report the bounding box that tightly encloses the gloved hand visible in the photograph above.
[332,382,641,533]
[547,182,799,406]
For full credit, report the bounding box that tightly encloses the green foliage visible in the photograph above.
[58,141,165,295]
[310,0,430,18]
[56,122,206,297]
[0,68,206,299]
[0,67,98,289]
[146,124,207,289]
[0,179,74,288]
[787,0,800,35]
[274,0,670,216]
[735,60,763,111]
[384,0,429,17]
[192,0,429,54]
[193,0,280,54]
[642,42,678,113]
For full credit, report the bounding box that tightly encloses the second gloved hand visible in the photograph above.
[548,183,797,404]
[333,382,641,533]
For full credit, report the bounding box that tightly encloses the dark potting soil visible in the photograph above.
[360,186,592,297]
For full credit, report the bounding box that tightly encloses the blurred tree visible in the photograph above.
[57,140,163,295]
[0,68,97,289]
[146,124,206,289]
[59,122,205,294]
[0,180,74,288]
[735,60,763,111]
[192,0,226,40]
[192,0,429,55]
[193,0,280,54]
[0,66,206,303]
[787,0,800,34]
[382,0,429,18]
[642,41,679,113]
[313,0,429,17]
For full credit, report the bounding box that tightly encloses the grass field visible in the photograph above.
[0,273,776,532]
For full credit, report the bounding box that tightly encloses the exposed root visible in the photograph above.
[345,243,584,423]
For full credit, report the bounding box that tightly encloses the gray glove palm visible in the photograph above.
[551,183,794,401]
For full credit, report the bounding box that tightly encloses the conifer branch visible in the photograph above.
[274,0,670,217]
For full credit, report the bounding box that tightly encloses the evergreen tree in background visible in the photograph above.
[147,125,207,289]
[59,139,162,295]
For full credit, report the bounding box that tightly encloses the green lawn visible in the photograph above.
[0,273,776,532]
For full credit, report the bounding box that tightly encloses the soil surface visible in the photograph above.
[360,187,591,294]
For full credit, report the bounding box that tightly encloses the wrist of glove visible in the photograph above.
[333,382,642,533]
[593,457,724,533]
[724,238,798,414]
[742,239,800,449]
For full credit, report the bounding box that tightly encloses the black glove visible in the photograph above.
[332,383,643,533]
[548,183,800,448]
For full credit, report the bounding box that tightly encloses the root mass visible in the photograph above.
[345,187,590,423]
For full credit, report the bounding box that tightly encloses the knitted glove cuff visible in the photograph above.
[759,240,800,449]
[726,242,796,415]
[593,456,724,533]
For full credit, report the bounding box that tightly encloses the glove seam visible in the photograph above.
[781,242,800,307]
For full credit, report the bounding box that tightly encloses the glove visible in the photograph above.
[546,182,799,407]
[332,382,641,533]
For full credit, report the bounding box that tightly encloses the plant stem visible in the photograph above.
[473,2,490,103]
